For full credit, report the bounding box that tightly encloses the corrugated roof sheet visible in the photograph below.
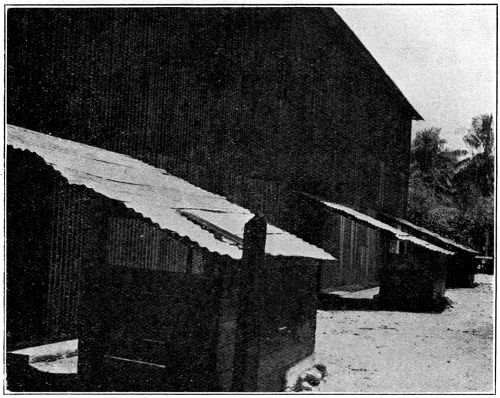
[181,209,332,259]
[389,216,478,254]
[317,199,454,256]
[7,124,334,261]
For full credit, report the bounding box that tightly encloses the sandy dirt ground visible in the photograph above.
[315,274,494,393]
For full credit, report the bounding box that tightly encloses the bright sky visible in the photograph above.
[335,5,496,150]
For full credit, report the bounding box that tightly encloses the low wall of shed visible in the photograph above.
[319,212,381,291]
[446,252,477,288]
[255,256,318,391]
[7,148,96,349]
[215,256,319,392]
[378,242,447,311]
[95,264,224,391]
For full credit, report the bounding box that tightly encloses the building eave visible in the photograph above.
[318,8,424,121]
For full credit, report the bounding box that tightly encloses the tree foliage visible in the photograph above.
[454,114,495,199]
[454,196,494,251]
[464,114,494,156]
[407,117,494,254]
[412,127,446,177]
[411,127,467,195]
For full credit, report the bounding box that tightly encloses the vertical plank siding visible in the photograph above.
[319,213,381,290]
[215,257,241,391]
[256,256,318,391]
[106,215,211,275]
[45,181,86,340]
[101,254,223,391]
[378,243,447,309]
[7,149,55,348]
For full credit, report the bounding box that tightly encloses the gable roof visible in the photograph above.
[318,8,423,121]
[7,124,334,262]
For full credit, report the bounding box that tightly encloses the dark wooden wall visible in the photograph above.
[7,148,223,351]
[256,256,318,391]
[317,213,381,290]
[7,148,55,349]
[7,148,113,348]
[7,7,414,291]
[6,149,109,348]
[99,255,224,391]
[378,239,448,310]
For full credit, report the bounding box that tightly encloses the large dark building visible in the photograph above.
[7,8,422,293]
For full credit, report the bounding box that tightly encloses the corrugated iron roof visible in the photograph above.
[180,209,332,259]
[7,124,334,261]
[388,216,478,254]
[315,198,454,256]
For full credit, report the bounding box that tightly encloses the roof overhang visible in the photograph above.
[382,214,479,255]
[7,124,335,262]
[300,192,454,256]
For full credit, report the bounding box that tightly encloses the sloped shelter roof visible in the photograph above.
[388,216,478,254]
[300,193,454,255]
[7,125,334,261]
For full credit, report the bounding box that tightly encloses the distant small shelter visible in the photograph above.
[300,194,454,310]
[382,216,480,288]
[7,125,335,392]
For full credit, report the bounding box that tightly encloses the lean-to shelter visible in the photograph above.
[7,124,334,392]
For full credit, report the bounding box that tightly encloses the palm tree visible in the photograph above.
[408,127,467,241]
[411,127,466,196]
[453,114,495,201]
[408,119,494,252]
[465,114,494,157]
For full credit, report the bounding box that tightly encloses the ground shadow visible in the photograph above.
[318,294,452,314]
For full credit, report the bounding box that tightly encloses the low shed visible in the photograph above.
[7,125,335,392]
[300,194,454,310]
[383,216,480,288]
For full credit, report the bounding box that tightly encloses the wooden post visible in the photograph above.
[77,192,111,391]
[316,260,323,296]
[232,214,267,392]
